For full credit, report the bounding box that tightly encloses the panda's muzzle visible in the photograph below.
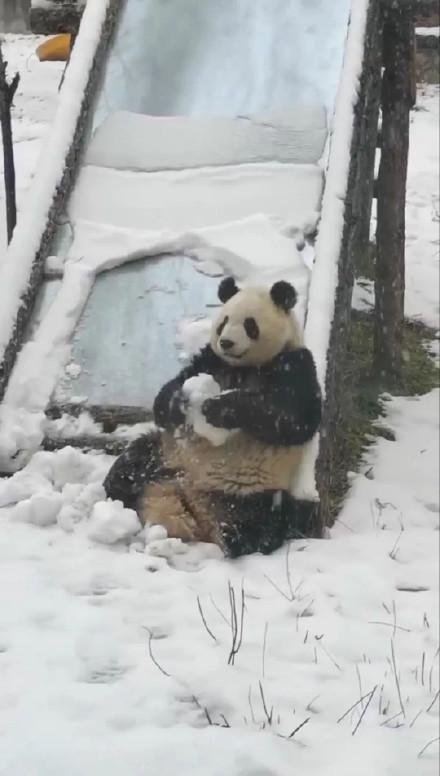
[219,338,234,351]
[219,338,248,360]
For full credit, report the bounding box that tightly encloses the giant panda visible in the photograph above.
[103,277,322,557]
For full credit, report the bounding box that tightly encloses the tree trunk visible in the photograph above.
[0,44,20,244]
[374,7,412,382]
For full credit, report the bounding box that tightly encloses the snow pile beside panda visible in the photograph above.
[0,447,132,542]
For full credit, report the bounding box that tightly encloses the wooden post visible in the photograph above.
[374,4,412,382]
[0,43,20,244]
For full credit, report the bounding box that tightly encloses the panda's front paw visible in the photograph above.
[202,396,239,429]
[168,389,189,427]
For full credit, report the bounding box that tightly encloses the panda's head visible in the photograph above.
[211,277,303,367]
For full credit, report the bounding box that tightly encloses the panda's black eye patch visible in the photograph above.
[244,317,259,340]
[216,316,228,336]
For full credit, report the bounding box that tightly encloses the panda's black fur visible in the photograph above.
[104,278,322,557]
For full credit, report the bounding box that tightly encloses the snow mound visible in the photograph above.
[88,500,140,545]
[182,374,237,446]
[0,447,216,563]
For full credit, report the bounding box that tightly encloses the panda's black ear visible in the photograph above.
[270,281,297,312]
[218,276,239,303]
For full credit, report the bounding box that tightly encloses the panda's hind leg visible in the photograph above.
[103,431,171,511]
[141,481,219,544]
[209,491,288,559]
[214,491,320,558]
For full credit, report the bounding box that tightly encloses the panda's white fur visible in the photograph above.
[104,278,322,555]
[139,282,311,543]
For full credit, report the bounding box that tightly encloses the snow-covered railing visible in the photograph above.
[300,0,383,521]
[0,0,120,401]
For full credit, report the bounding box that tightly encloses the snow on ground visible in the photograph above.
[0,390,438,775]
[354,85,439,328]
[0,35,438,776]
[405,85,440,328]
[0,34,64,252]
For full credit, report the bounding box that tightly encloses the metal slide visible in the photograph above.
[31,0,352,444]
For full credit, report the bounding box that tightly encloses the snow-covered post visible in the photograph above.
[374,2,412,382]
[0,42,19,243]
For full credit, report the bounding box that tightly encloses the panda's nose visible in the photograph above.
[220,338,234,351]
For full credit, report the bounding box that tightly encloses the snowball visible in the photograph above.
[57,504,82,533]
[61,483,84,503]
[88,500,140,545]
[51,446,95,490]
[147,537,188,558]
[0,472,51,508]
[64,362,82,379]
[182,374,237,446]
[146,524,168,543]
[75,482,106,516]
[13,492,63,527]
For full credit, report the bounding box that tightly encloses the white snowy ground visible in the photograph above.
[0,34,64,252]
[354,85,440,329]
[0,47,438,776]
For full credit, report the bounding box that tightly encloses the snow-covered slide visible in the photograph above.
[0,0,371,518]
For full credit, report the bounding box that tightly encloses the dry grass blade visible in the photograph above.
[191,695,213,725]
[337,687,378,724]
[248,685,256,724]
[390,640,406,718]
[145,628,170,677]
[352,685,378,735]
[389,529,403,561]
[287,716,310,739]
[426,689,439,713]
[258,681,273,726]
[316,641,342,672]
[306,695,320,713]
[356,664,364,711]
[264,574,292,602]
[209,594,229,624]
[392,600,397,639]
[379,710,404,727]
[197,596,217,643]
[285,542,294,599]
[227,580,245,665]
[262,622,269,678]
[417,736,439,759]
[368,621,411,633]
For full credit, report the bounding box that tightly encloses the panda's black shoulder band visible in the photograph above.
[218,276,239,303]
[270,281,297,312]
